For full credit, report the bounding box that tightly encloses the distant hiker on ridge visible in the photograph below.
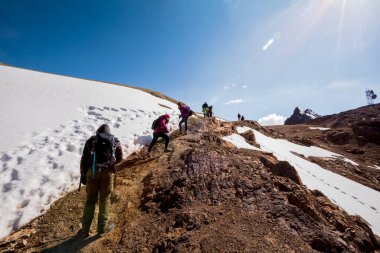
[207,105,213,117]
[238,113,241,121]
[78,124,123,237]
[178,102,192,135]
[241,115,245,121]
[202,102,209,117]
[148,114,172,155]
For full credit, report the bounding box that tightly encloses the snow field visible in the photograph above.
[0,65,180,239]
[223,126,380,235]
[222,134,261,151]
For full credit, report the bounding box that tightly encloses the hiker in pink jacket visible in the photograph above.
[178,102,191,134]
[148,114,171,154]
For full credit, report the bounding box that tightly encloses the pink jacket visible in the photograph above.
[179,105,191,118]
[154,115,169,133]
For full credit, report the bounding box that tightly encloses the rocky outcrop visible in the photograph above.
[240,129,256,145]
[353,120,380,146]
[326,129,353,145]
[285,107,321,125]
[260,154,302,185]
[309,104,380,128]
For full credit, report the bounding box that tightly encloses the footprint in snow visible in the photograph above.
[86,125,95,131]
[11,169,19,181]
[19,199,30,209]
[3,182,14,192]
[66,144,76,152]
[28,149,36,155]
[1,153,12,162]
[1,163,8,172]
[87,111,101,117]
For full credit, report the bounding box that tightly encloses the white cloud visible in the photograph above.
[326,79,362,90]
[224,83,237,90]
[262,38,274,51]
[241,85,248,89]
[258,113,287,126]
[225,99,245,105]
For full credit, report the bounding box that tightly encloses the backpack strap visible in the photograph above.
[92,136,97,179]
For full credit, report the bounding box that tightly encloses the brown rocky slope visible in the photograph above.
[269,104,380,192]
[0,117,379,253]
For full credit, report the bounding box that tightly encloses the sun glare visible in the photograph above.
[278,0,379,61]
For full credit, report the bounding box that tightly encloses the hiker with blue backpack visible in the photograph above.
[148,114,171,155]
[78,124,123,238]
[178,102,192,135]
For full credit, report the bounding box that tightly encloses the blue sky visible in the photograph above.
[1,0,379,123]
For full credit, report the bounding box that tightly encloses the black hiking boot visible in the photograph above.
[76,229,90,238]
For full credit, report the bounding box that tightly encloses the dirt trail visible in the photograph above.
[1,117,379,253]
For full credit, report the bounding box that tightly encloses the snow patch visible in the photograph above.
[222,134,261,151]
[369,165,380,170]
[309,127,330,131]
[0,65,180,239]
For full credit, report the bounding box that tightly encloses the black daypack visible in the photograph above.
[151,118,159,130]
[94,132,116,166]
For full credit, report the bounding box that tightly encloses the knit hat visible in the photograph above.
[164,114,171,118]
[96,124,111,134]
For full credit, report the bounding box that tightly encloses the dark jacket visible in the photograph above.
[80,125,123,175]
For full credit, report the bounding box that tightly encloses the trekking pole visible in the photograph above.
[78,178,81,192]
[92,151,96,179]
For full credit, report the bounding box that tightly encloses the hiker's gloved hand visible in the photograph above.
[81,174,87,185]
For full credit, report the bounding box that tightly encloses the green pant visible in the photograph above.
[82,168,114,233]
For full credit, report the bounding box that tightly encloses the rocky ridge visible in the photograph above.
[285,107,321,125]
[0,116,379,253]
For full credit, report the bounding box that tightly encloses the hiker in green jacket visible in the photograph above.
[78,124,123,237]
[202,102,209,117]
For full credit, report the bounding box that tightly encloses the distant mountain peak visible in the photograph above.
[285,107,321,125]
